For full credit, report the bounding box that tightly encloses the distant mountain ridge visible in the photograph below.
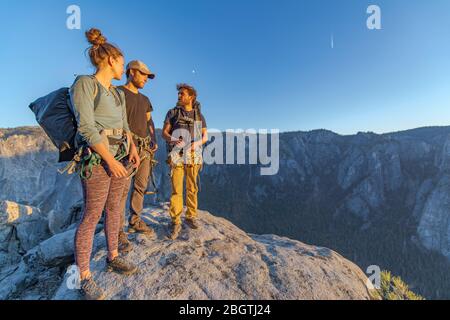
[0,125,449,299]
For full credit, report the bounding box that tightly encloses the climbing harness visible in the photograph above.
[167,147,203,192]
[59,130,131,180]
[132,133,159,195]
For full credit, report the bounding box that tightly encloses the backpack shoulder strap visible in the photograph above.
[175,107,182,123]
[89,75,101,109]
[166,107,180,137]
[194,102,202,122]
[170,107,181,126]
[114,86,126,106]
[107,85,125,107]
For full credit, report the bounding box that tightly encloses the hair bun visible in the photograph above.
[85,28,107,46]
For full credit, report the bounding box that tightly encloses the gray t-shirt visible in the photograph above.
[70,75,129,156]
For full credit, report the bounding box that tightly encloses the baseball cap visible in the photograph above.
[126,60,155,79]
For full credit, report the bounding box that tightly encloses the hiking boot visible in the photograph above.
[80,277,106,301]
[168,223,182,240]
[107,256,138,276]
[185,218,199,230]
[128,215,155,237]
[118,231,132,254]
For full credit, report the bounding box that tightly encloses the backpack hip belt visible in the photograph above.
[100,128,130,154]
[102,128,124,136]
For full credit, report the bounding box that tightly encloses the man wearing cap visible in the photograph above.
[117,60,157,253]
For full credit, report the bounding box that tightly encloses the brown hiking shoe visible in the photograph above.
[118,231,132,254]
[168,223,182,240]
[80,277,106,301]
[107,257,138,276]
[128,215,155,237]
[185,218,199,230]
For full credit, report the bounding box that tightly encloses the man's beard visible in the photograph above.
[133,80,144,89]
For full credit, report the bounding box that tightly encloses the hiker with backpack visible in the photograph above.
[162,84,208,240]
[29,28,140,299]
[69,28,141,300]
[117,60,158,253]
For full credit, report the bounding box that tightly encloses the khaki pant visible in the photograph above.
[119,151,151,229]
[169,163,201,225]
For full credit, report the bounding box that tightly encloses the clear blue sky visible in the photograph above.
[0,0,449,135]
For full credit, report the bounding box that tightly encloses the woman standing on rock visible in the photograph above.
[70,28,140,300]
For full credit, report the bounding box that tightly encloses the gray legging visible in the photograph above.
[75,163,127,275]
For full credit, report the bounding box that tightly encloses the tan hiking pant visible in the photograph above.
[169,163,201,225]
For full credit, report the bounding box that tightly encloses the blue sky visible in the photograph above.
[0,0,449,135]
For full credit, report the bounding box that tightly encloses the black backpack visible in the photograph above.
[166,101,203,153]
[29,76,100,162]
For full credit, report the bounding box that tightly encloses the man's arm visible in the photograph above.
[162,122,186,147]
[147,112,157,147]
[162,122,174,143]
[192,128,208,150]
